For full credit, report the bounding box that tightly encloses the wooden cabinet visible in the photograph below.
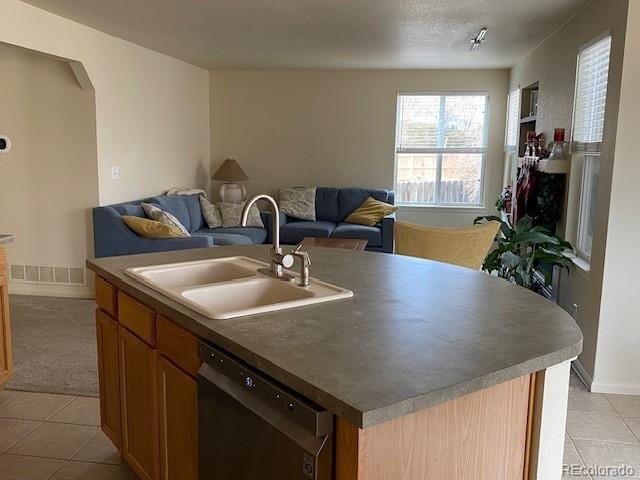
[119,325,160,480]
[94,277,200,480]
[95,310,121,447]
[158,355,198,480]
[0,246,13,390]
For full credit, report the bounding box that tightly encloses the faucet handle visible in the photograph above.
[292,244,311,266]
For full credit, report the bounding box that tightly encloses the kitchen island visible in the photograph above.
[87,245,582,480]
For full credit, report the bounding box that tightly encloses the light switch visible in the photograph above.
[111,166,120,180]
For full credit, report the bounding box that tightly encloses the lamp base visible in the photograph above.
[219,183,247,203]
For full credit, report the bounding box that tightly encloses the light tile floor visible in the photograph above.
[3,369,640,479]
[0,390,135,480]
[565,370,640,479]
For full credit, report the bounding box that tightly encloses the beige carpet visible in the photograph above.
[7,294,98,397]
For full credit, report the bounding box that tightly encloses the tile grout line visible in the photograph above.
[0,419,43,454]
[0,390,24,409]
[42,396,79,422]
[621,416,640,444]
[566,434,594,480]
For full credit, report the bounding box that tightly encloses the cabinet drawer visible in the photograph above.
[118,292,156,346]
[95,277,117,317]
[157,316,200,378]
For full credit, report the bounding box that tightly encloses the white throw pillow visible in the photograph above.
[199,196,222,229]
[218,202,264,228]
[278,187,316,221]
[141,203,190,236]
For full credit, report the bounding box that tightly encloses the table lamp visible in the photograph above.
[212,158,249,203]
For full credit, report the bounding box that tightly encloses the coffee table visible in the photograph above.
[300,237,368,251]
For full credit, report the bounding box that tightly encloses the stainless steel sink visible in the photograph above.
[125,256,352,320]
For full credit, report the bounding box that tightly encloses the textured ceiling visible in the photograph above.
[20,0,591,69]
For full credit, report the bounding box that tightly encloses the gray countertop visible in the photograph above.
[0,235,14,245]
[87,246,582,428]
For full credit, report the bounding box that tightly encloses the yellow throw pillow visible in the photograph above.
[122,216,188,239]
[345,197,398,227]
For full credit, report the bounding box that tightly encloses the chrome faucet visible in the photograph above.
[291,244,312,287]
[241,194,294,280]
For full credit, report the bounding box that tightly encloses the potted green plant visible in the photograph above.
[474,215,575,292]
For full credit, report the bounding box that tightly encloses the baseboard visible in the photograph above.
[572,359,593,391]
[573,359,640,395]
[590,382,640,396]
[8,282,93,299]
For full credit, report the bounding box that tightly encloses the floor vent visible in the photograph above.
[9,265,86,285]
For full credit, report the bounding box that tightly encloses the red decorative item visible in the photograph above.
[554,128,565,142]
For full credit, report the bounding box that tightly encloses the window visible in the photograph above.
[576,155,600,259]
[572,35,612,260]
[505,89,521,151]
[395,94,489,206]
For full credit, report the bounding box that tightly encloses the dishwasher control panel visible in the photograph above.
[199,342,333,437]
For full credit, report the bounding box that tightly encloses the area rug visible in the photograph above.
[6,294,98,397]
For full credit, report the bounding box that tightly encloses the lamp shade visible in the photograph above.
[212,158,249,182]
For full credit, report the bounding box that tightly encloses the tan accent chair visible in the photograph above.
[394,221,501,270]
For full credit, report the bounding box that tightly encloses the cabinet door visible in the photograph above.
[119,326,160,480]
[0,252,13,388]
[158,356,198,480]
[95,310,121,447]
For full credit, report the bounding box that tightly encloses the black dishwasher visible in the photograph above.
[198,342,333,480]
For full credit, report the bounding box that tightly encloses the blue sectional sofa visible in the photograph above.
[272,187,395,253]
[93,194,267,258]
[93,188,395,258]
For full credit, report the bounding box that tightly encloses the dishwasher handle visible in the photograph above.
[199,363,329,455]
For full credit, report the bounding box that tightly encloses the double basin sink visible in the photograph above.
[125,256,353,320]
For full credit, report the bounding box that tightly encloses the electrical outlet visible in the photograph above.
[111,166,120,180]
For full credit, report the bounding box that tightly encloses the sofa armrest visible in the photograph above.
[380,213,396,253]
[260,210,288,244]
[93,207,213,258]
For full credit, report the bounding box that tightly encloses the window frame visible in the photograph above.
[570,33,612,265]
[393,92,490,208]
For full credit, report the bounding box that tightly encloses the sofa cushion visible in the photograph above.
[315,188,340,223]
[142,203,191,237]
[148,195,193,232]
[218,202,264,228]
[197,227,267,245]
[345,197,398,227]
[181,194,206,232]
[122,216,188,239]
[338,188,390,222]
[199,197,223,229]
[113,203,146,217]
[279,187,316,221]
[331,223,382,247]
[192,231,253,246]
[280,221,336,244]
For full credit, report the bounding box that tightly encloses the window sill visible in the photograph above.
[571,256,591,273]
[397,204,487,214]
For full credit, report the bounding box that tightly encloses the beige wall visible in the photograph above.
[0,44,97,296]
[0,0,211,207]
[509,0,629,381]
[210,69,509,227]
[594,0,640,394]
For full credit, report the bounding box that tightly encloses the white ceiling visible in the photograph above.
[21,0,591,69]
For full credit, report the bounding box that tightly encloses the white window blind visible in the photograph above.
[505,89,521,150]
[573,35,612,147]
[395,94,488,206]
